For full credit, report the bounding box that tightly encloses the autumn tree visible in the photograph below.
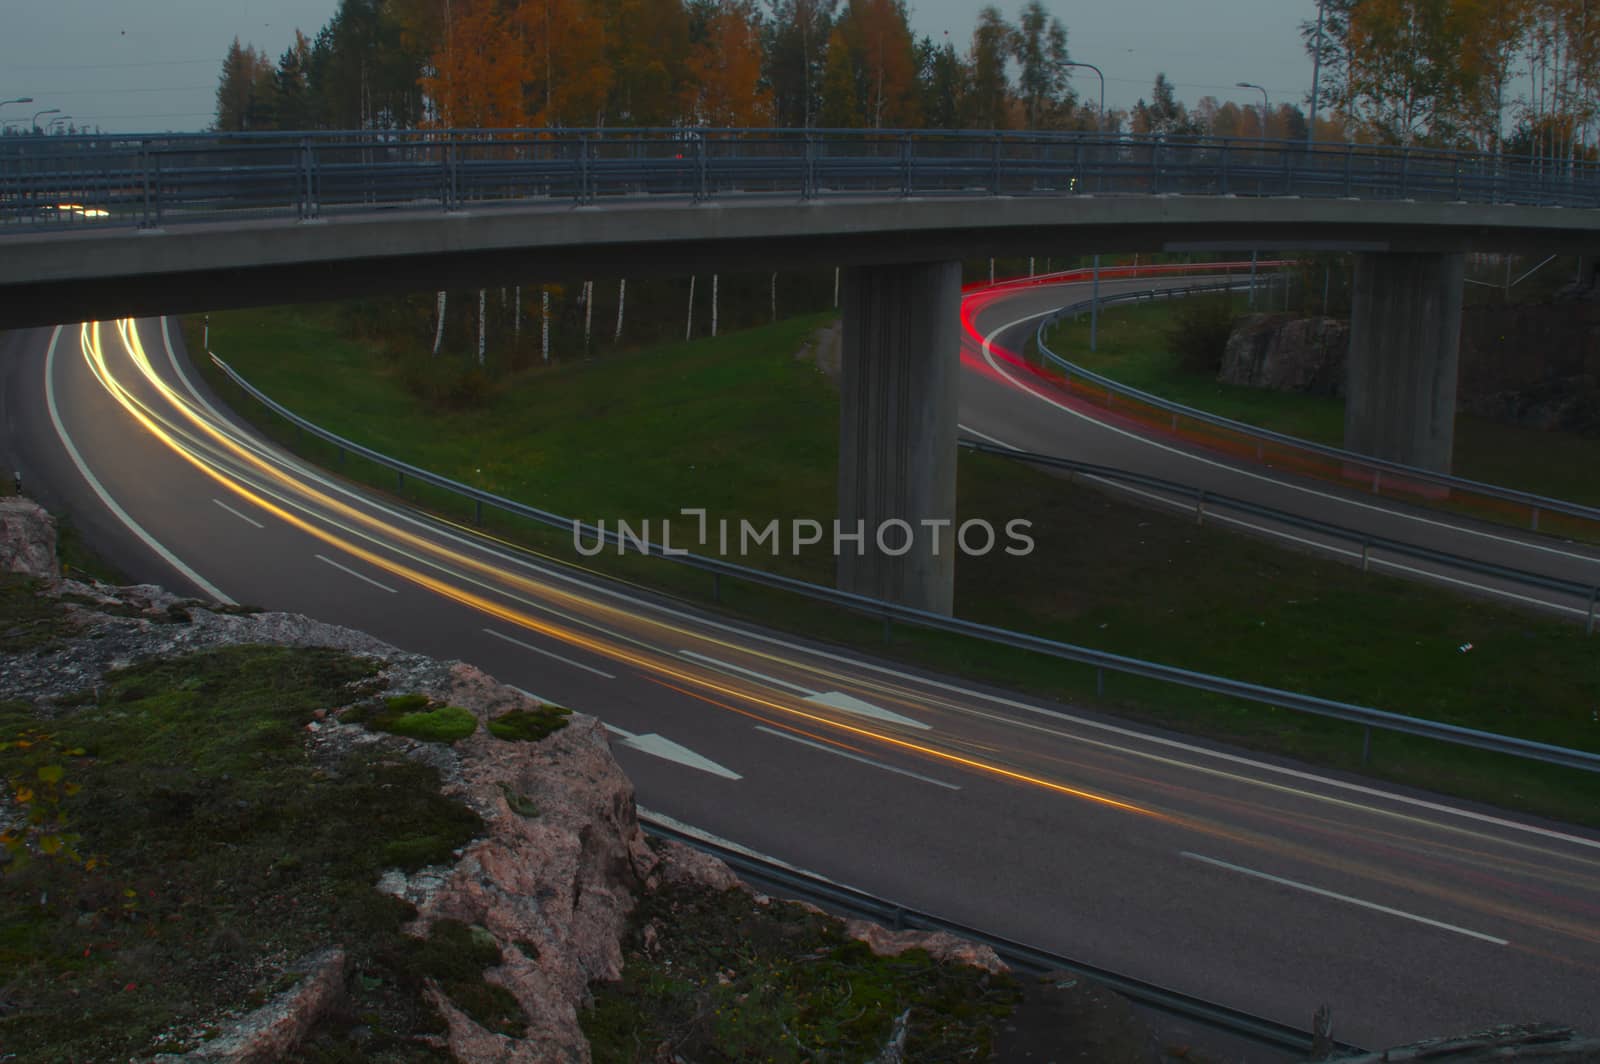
[423,0,528,127]
[682,0,772,125]
[519,0,612,126]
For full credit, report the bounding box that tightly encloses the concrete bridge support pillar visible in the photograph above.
[1344,252,1465,473]
[836,260,961,615]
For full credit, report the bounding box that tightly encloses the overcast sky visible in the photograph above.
[1,0,1320,133]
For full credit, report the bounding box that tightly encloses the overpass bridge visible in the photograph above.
[4,128,1598,613]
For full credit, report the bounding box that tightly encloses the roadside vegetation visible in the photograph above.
[0,631,503,1061]
[181,303,1600,828]
[1037,297,1600,508]
[582,875,1020,1062]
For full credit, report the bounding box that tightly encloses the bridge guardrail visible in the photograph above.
[3,127,1597,231]
[638,815,1366,1059]
[1022,278,1600,541]
[207,349,1600,776]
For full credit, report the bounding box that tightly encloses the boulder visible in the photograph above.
[1218,314,1349,397]
[0,497,60,580]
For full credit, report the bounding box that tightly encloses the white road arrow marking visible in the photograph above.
[619,733,742,780]
[680,650,930,730]
[803,691,930,731]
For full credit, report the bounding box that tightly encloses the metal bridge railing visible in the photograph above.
[3,127,1597,232]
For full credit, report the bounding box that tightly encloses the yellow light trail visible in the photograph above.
[79,317,1170,823]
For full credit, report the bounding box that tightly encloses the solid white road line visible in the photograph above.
[1179,851,1510,946]
[803,690,931,731]
[314,553,399,593]
[44,326,236,604]
[619,733,742,780]
[212,497,264,528]
[482,626,617,679]
[756,725,960,789]
[679,649,817,695]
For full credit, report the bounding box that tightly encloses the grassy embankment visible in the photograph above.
[1037,297,1600,508]
[0,579,1012,1059]
[185,306,1600,827]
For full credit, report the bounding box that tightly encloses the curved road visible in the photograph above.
[958,275,1600,618]
[3,307,1599,1058]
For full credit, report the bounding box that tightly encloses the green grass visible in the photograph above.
[582,868,1021,1062]
[189,307,1600,828]
[0,644,502,1061]
[1038,298,1600,507]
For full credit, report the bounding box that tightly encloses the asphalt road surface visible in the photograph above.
[3,304,1599,1059]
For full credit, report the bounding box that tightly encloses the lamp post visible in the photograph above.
[0,97,34,110]
[1065,60,1107,352]
[30,108,59,133]
[1236,82,1269,307]
[47,115,72,132]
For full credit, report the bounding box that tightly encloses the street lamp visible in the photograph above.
[47,115,72,132]
[1064,60,1107,352]
[0,97,34,109]
[1235,83,1269,307]
[30,108,59,133]
[1235,82,1269,143]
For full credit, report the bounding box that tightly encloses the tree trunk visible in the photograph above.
[477,289,486,365]
[433,291,447,356]
[541,288,551,362]
[686,275,696,341]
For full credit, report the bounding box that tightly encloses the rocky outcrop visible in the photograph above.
[0,497,60,580]
[1217,314,1348,397]
[1214,301,1600,436]
[1457,302,1600,434]
[369,663,659,1064]
[844,920,1007,975]
[1327,1022,1600,1062]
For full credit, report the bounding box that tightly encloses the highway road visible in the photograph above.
[4,303,1600,1058]
[957,274,1600,621]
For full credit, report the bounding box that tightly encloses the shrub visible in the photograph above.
[487,706,571,743]
[1166,295,1238,374]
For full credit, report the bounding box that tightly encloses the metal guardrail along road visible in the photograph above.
[3,126,1598,231]
[210,348,1600,778]
[640,816,1366,1059]
[1025,278,1600,541]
